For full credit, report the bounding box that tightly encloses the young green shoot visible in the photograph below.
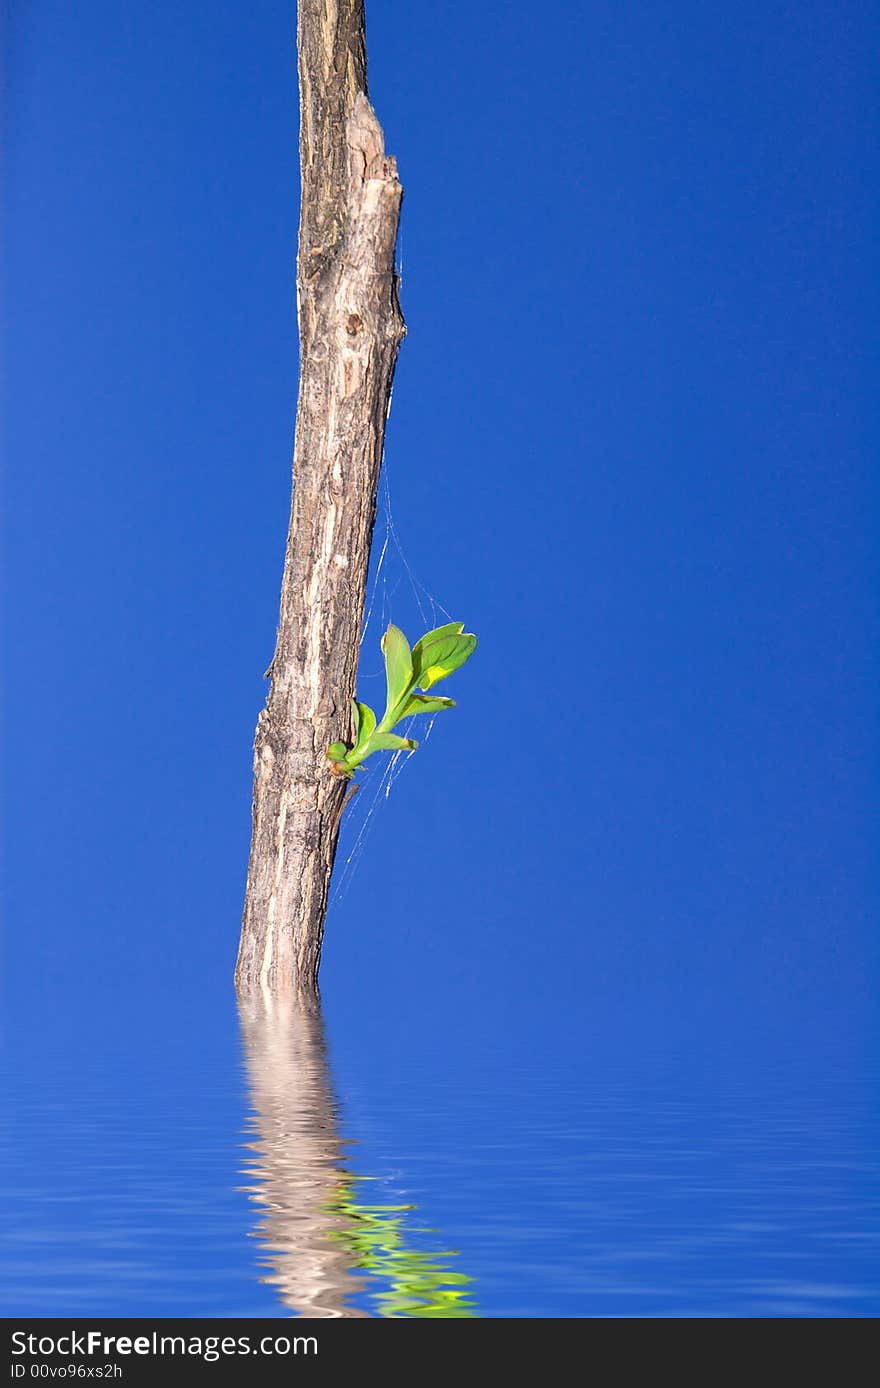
[327,621,477,779]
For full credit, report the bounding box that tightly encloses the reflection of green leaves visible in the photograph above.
[328,620,477,778]
[325,1178,478,1318]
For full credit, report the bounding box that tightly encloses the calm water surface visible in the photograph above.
[2,991,877,1318]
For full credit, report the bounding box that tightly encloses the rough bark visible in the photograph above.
[236,1,404,990]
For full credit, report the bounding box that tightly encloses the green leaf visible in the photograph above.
[411,621,464,670]
[397,693,456,719]
[352,699,376,752]
[371,732,418,753]
[411,631,477,689]
[381,623,414,720]
[327,742,349,762]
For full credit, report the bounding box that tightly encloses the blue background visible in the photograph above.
[3,1,878,1317]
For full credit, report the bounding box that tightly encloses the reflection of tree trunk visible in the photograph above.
[237,987,369,1318]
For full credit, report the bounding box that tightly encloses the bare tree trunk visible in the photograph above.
[236,1,404,990]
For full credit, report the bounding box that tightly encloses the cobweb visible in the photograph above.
[329,458,452,908]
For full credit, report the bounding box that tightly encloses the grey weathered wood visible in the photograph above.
[236,1,404,990]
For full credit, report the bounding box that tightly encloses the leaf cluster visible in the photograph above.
[327,621,477,778]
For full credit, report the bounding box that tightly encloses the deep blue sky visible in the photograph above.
[4,0,878,1089]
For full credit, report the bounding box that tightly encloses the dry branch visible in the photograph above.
[236,1,404,990]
